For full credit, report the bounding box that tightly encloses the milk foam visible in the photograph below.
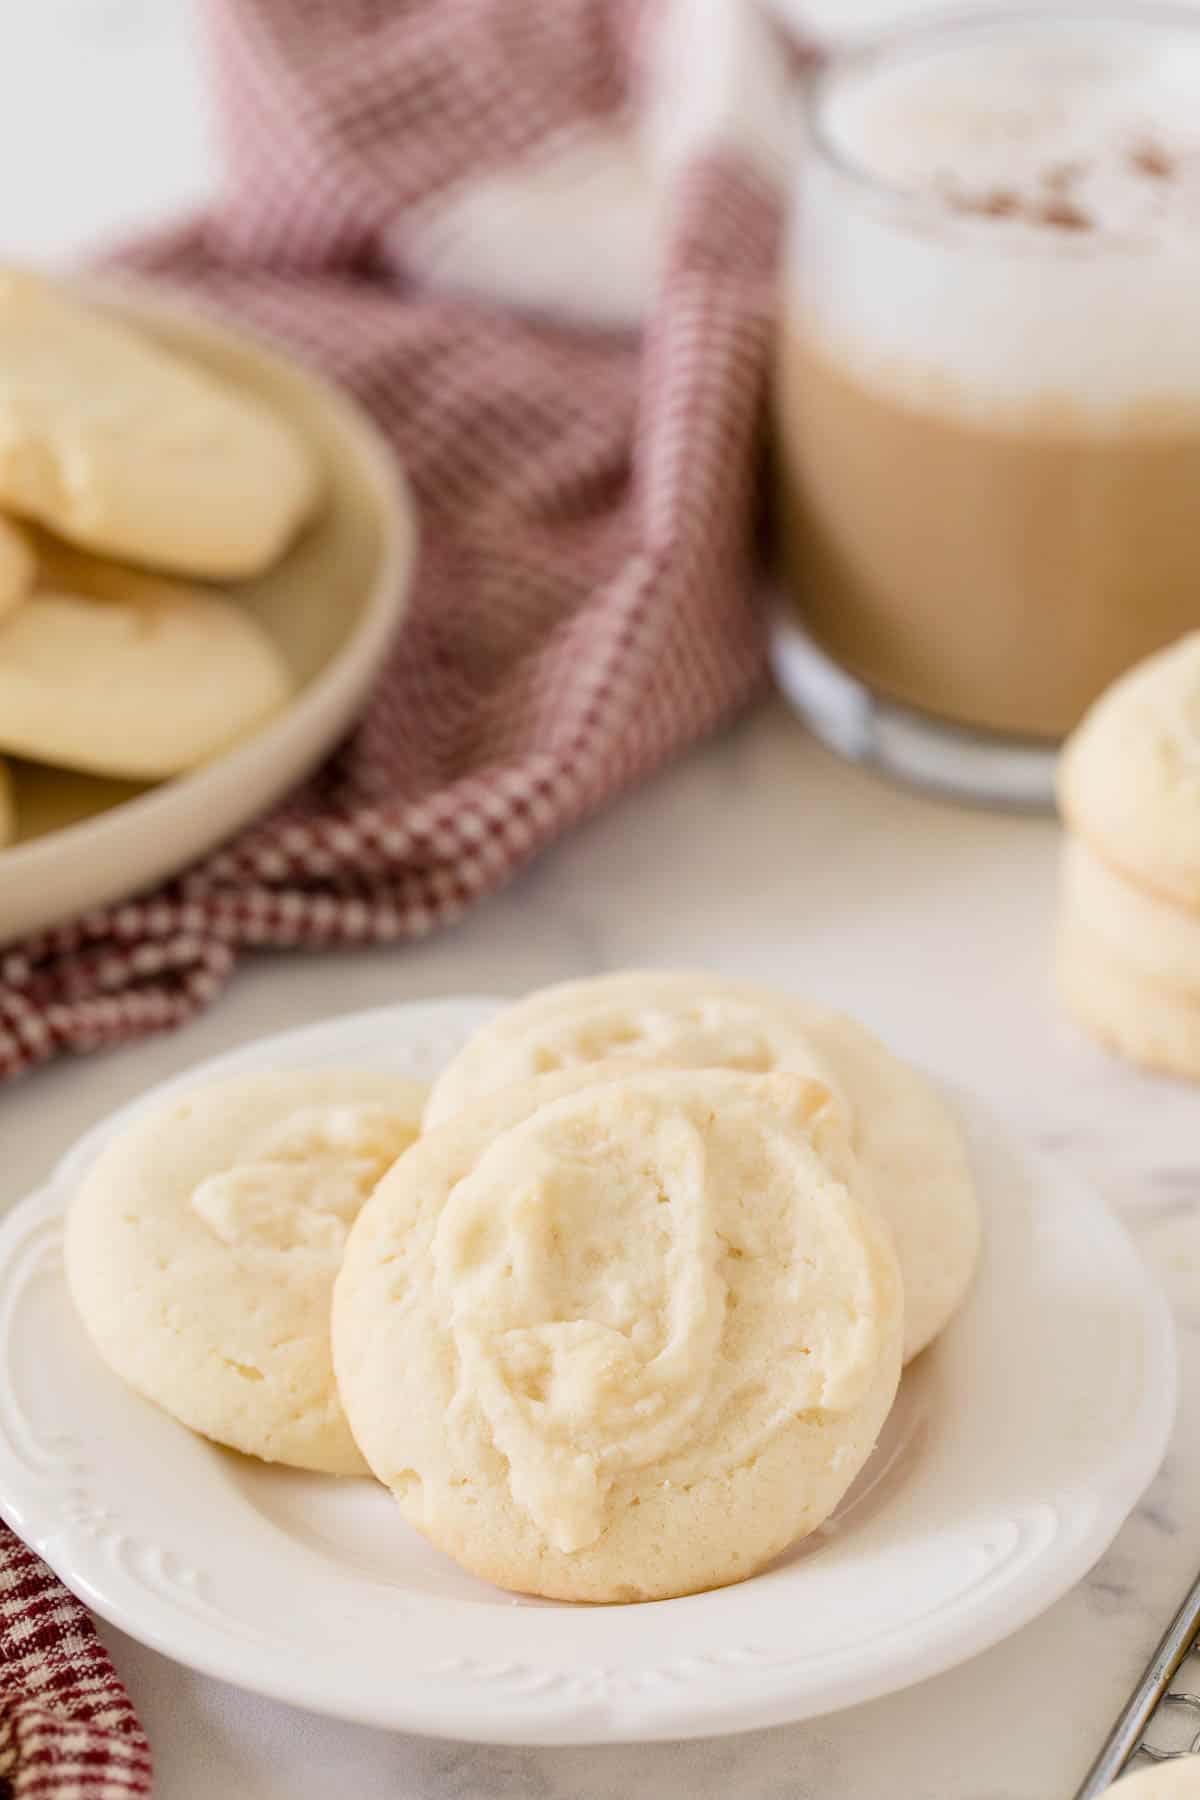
[791,16,1200,417]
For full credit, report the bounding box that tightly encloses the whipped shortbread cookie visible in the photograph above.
[425,971,978,1362]
[0,515,32,618]
[424,972,849,1127]
[67,1071,427,1474]
[0,542,292,778]
[335,1067,903,1602]
[1059,633,1200,911]
[1058,909,1200,1081]
[1061,836,1200,1001]
[0,272,320,578]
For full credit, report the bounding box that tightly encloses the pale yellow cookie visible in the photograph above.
[799,1006,978,1364]
[334,1066,903,1603]
[0,271,320,578]
[1061,835,1200,1001]
[0,515,33,618]
[67,1071,428,1474]
[1058,910,1200,1081]
[0,757,13,847]
[1059,633,1200,911]
[1096,1759,1200,1799]
[0,544,292,778]
[424,972,848,1128]
[424,971,978,1362]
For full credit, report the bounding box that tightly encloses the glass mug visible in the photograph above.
[772,6,1200,806]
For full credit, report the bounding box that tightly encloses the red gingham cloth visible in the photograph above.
[0,1525,151,1798]
[0,0,782,1086]
[1,2,783,1786]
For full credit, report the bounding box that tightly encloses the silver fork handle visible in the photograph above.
[1074,1567,1200,1798]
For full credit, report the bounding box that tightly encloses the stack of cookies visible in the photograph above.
[0,271,322,845]
[66,972,981,1604]
[1058,635,1200,1081]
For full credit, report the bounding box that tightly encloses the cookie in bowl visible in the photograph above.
[0,270,320,579]
[0,542,293,779]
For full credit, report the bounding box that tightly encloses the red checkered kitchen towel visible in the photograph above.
[1,0,800,1789]
[0,0,798,1087]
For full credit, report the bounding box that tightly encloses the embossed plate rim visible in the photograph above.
[0,996,1177,1743]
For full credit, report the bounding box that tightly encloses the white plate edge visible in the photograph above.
[0,998,1179,1743]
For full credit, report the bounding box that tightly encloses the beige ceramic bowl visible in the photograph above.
[0,278,416,945]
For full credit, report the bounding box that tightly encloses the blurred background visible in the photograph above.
[16,0,1189,262]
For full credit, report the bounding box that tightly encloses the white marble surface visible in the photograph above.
[1,5,1198,1799]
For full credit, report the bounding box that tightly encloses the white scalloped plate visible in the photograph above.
[0,998,1176,1744]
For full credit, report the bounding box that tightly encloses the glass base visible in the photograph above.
[768,600,1057,812]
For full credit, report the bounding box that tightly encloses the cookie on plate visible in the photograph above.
[0,271,320,579]
[66,1071,427,1474]
[0,515,32,618]
[424,971,978,1362]
[334,1066,903,1602]
[423,970,848,1128]
[0,543,292,778]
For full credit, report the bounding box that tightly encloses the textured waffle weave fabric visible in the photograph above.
[0,0,783,1085]
[0,1523,152,1798]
